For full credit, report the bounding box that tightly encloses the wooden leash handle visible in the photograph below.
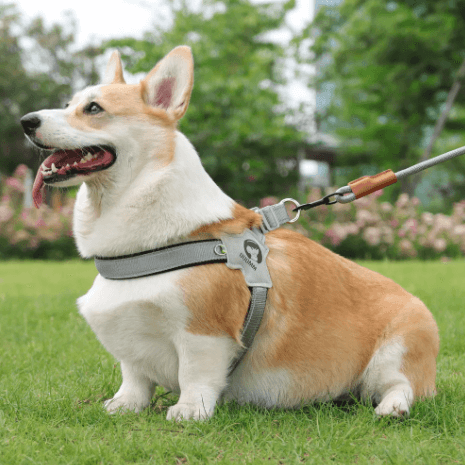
[348,169,397,199]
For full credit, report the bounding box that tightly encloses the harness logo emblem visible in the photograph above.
[240,239,262,271]
[222,230,272,288]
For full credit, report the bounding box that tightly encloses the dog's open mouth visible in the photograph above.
[32,145,116,208]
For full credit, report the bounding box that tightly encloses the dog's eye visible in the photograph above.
[64,103,70,109]
[84,102,104,115]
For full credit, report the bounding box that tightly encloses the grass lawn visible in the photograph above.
[1,259,464,464]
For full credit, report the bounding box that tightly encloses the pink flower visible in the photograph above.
[452,201,465,220]
[259,197,278,208]
[345,223,359,235]
[453,225,465,237]
[396,193,409,209]
[433,214,453,232]
[421,212,434,226]
[0,205,14,223]
[403,218,418,237]
[372,189,384,199]
[381,226,394,244]
[35,218,47,228]
[433,238,447,252]
[399,239,417,258]
[390,219,399,228]
[325,227,342,246]
[27,237,40,249]
[380,202,392,213]
[354,196,372,209]
[363,227,382,246]
[37,229,59,241]
[356,209,379,227]
[5,177,24,192]
[13,164,28,179]
[306,188,322,203]
[11,230,29,244]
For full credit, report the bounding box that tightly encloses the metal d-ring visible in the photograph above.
[279,198,301,223]
[214,243,227,256]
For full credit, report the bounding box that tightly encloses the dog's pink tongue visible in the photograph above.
[32,169,45,209]
[32,151,68,209]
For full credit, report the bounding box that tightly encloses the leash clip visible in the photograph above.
[293,192,341,212]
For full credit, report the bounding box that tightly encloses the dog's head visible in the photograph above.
[21,46,194,208]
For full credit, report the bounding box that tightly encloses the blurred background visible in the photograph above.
[1,0,465,260]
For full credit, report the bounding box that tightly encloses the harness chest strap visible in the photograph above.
[94,202,291,374]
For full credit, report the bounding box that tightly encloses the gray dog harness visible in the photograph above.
[94,201,296,374]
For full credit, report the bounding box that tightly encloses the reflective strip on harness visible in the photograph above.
[94,239,225,280]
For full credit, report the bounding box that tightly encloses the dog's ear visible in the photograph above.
[103,50,126,85]
[141,46,194,120]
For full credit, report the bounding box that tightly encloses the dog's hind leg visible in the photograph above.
[360,339,414,416]
[360,297,439,417]
[104,362,156,413]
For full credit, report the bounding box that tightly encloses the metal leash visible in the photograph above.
[293,145,465,212]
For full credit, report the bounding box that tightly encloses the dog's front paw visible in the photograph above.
[166,402,214,421]
[104,394,149,414]
[375,390,411,417]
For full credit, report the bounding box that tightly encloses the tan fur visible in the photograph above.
[66,85,176,130]
[385,299,439,397]
[190,203,263,239]
[183,263,250,343]
[180,224,439,403]
[184,203,264,341]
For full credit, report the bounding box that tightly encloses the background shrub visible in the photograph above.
[1,165,465,260]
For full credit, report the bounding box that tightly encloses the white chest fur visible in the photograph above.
[77,269,189,392]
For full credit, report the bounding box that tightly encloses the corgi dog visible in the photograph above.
[21,46,439,420]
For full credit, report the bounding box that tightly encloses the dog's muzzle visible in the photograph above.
[21,113,42,137]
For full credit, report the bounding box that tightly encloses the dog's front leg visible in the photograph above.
[104,361,155,413]
[167,331,236,421]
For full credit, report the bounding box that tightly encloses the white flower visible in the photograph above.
[380,202,392,213]
[433,214,453,232]
[421,212,434,226]
[433,238,447,252]
[363,227,382,246]
[399,239,417,257]
[396,193,410,208]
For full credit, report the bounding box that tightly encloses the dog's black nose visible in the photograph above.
[21,113,42,136]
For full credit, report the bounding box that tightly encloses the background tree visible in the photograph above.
[107,0,308,205]
[301,0,465,206]
[0,4,101,177]
[0,3,32,176]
